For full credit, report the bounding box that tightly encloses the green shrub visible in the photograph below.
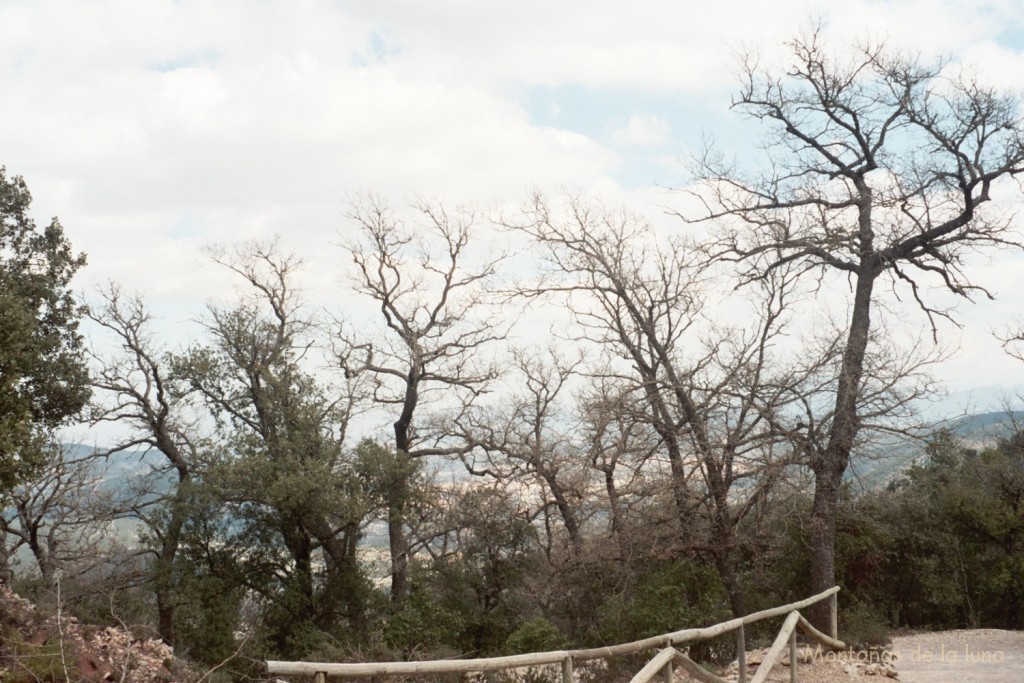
[504,617,568,654]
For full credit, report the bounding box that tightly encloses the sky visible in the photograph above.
[3,0,1024,421]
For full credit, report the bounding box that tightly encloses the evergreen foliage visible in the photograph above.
[0,168,89,492]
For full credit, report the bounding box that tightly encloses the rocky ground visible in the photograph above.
[712,645,899,682]
[0,581,179,682]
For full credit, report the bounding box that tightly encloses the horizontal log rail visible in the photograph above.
[629,608,844,683]
[266,586,844,681]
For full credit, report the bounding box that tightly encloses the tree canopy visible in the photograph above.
[0,167,89,492]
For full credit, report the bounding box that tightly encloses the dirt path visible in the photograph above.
[892,629,1024,682]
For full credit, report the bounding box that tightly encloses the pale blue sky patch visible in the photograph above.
[995,21,1024,50]
[167,215,201,240]
[522,84,769,189]
[147,49,222,73]
[351,27,399,68]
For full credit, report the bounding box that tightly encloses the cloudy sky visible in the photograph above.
[3,0,1024,411]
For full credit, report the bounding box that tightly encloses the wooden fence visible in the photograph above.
[267,586,844,683]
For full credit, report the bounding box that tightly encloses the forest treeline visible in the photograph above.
[3,31,1024,681]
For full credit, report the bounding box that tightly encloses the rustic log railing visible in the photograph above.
[266,586,843,682]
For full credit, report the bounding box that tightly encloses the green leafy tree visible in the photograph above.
[414,486,537,655]
[911,430,1024,627]
[878,434,976,628]
[797,429,1024,635]
[0,167,89,492]
[172,242,370,657]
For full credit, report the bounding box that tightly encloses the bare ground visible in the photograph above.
[891,629,1024,682]
[693,645,898,682]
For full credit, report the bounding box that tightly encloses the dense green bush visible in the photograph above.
[748,429,1024,643]
[504,617,567,654]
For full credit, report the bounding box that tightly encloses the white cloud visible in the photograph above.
[612,114,671,147]
[1,0,1022,403]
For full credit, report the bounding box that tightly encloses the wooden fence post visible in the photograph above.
[661,659,673,683]
[737,624,747,683]
[561,655,573,683]
[829,592,838,640]
[314,672,327,683]
[789,628,797,683]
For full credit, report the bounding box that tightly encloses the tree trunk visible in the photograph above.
[22,507,56,591]
[603,466,630,563]
[808,461,842,629]
[389,370,418,604]
[387,494,409,603]
[709,492,745,617]
[36,547,56,591]
[808,259,876,631]
[155,590,175,646]
[154,499,188,644]
[538,467,581,554]
[714,546,746,617]
[311,516,367,633]
[282,523,316,625]
[343,523,367,633]
[154,464,190,645]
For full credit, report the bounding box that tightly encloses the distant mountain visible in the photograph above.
[922,384,1024,422]
[60,444,176,499]
[847,410,1024,491]
[949,410,1024,441]
[59,408,1024,504]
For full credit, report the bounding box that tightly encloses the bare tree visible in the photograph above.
[578,374,664,565]
[0,443,125,590]
[87,284,201,644]
[337,197,509,602]
[508,195,823,616]
[685,29,1024,627]
[999,323,1024,362]
[455,347,587,555]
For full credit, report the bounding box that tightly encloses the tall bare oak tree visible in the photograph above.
[509,196,831,616]
[338,198,508,602]
[687,30,1024,627]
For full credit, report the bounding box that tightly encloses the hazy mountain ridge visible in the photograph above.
[847,409,1024,491]
[60,409,1024,506]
